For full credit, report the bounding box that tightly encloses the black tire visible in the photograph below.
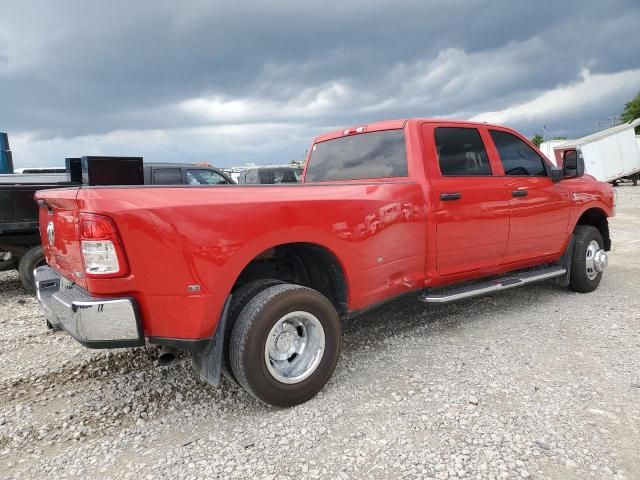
[18,246,46,293]
[633,174,638,186]
[229,283,341,407]
[221,279,284,384]
[568,226,605,293]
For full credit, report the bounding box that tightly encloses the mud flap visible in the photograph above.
[554,235,574,288]
[191,295,232,386]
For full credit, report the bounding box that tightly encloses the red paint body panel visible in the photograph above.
[35,119,615,341]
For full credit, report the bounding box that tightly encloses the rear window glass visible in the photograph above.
[305,129,407,182]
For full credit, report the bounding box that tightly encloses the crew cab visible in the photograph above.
[34,119,614,407]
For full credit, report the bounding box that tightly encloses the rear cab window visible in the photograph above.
[153,168,183,185]
[305,129,408,182]
[490,130,547,176]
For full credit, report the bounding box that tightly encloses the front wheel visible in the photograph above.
[568,226,607,293]
[229,283,341,407]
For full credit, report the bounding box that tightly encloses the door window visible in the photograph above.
[434,127,492,176]
[490,130,547,176]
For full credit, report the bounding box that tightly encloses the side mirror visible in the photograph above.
[562,150,585,178]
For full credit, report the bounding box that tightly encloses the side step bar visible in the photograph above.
[419,266,566,304]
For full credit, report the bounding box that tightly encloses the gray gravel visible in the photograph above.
[1,187,639,480]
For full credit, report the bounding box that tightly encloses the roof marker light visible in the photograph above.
[343,126,367,136]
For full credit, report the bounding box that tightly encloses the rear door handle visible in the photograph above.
[440,192,461,201]
[512,189,528,197]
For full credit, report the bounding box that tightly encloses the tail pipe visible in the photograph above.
[158,346,177,366]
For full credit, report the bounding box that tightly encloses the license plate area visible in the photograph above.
[59,275,75,291]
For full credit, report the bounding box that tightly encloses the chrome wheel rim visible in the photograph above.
[264,311,325,384]
[585,240,607,280]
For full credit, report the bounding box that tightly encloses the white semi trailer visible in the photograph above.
[552,119,640,185]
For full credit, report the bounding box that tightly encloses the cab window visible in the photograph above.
[490,130,547,176]
[434,127,492,176]
[153,168,182,185]
[306,129,407,182]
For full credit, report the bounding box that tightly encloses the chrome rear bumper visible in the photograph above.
[35,266,143,348]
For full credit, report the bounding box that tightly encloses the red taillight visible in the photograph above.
[79,213,129,278]
[81,217,113,240]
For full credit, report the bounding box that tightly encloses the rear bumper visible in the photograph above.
[34,266,144,349]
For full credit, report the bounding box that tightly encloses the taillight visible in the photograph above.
[79,213,129,278]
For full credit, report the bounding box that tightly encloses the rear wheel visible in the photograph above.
[230,283,341,407]
[568,226,607,293]
[18,246,46,293]
[222,279,284,384]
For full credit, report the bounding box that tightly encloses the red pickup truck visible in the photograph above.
[34,119,614,407]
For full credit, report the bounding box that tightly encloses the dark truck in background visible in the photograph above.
[1,148,234,291]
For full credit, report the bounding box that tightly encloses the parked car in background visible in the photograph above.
[237,165,302,184]
[144,162,234,185]
[34,118,614,407]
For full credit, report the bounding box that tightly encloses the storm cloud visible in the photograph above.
[1,0,639,167]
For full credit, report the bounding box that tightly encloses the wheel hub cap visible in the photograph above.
[594,249,608,272]
[274,328,297,356]
[585,240,607,280]
[264,311,325,384]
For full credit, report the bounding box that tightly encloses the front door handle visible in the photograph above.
[512,189,528,197]
[440,192,461,201]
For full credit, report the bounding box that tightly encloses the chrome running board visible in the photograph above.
[419,266,566,304]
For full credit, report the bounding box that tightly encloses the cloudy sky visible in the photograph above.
[1,0,639,167]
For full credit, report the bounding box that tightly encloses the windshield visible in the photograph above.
[186,169,230,185]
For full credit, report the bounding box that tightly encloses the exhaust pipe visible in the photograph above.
[158,346,177,366]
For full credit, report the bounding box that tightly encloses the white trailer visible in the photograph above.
[539,139,573,166]
[554,119,640,185]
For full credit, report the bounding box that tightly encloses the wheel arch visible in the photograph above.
[224,237,350,318]
[575,207,611,251]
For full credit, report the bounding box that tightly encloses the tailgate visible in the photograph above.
[35,187,86,288]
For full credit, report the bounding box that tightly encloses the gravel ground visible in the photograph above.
[1,187,639,480]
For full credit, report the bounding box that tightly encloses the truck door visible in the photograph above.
[487,128,570,263]
[421,124,510,276]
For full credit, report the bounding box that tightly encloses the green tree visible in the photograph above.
[552,135,567,140]
[531,133,544,147]
[621,91,640,133]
